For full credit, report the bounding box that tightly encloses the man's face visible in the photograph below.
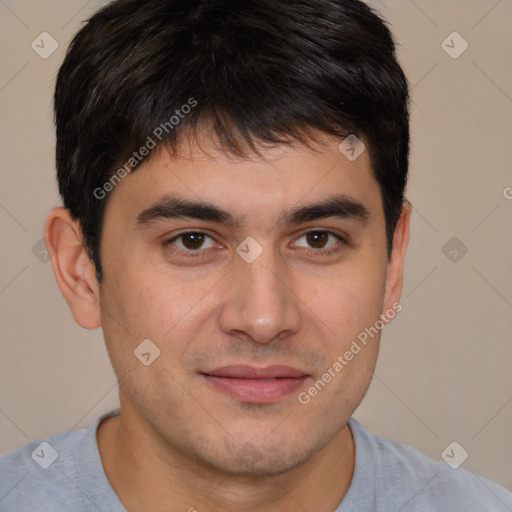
[97,134,401,476]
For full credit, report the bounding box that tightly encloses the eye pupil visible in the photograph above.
[307,231,328,248]
[182,233,205,249]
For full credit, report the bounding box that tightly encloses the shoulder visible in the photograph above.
[0,428,88,511]
[0,410,122,512]
[348,418,512,511]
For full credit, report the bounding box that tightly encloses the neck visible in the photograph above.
[97,401,355,512]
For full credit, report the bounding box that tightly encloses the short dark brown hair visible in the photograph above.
[54,0,410,281]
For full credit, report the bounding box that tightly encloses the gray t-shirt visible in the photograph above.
[1,408,511,511]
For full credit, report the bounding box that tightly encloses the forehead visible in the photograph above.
[104,133,383,225]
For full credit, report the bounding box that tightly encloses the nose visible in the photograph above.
[217,247,301,345]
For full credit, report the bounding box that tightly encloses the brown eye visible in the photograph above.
[295,230,342,251]
[166,232,217,252]
[181,232,206,250]
[306,231,329,249]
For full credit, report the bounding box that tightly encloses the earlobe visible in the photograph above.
[43,207,101,330]
[382,200,411,318]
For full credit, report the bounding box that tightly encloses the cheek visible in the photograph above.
[295,258,386,409]
[297,276,383,424]
[102,250,217,341]
[304,258,387,347]
[98,269,202,415]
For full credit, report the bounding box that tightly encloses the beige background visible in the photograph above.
[1,0,511,492]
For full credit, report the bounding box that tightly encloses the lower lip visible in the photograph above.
[202,375,308,403]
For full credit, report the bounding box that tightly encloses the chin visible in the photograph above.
[197,437,317,477]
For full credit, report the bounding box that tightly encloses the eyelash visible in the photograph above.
[162,230,348,258]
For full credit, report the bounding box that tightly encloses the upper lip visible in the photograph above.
[201,365,309,379]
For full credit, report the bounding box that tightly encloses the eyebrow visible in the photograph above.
[135,194,370,228]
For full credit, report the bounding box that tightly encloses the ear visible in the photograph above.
[43,207,101,330]
[382,200,411,318]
